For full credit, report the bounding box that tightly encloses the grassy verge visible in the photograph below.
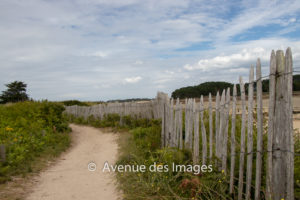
[67,112,300,199]
[0,101,71,183]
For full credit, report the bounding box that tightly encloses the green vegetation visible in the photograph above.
[0,101,70,183]
[171,74,300,99]
[172,82,233,98]
[68,111,300,199]
[66,113,159,130]
[61,100,89,106]
[0,81,29,104]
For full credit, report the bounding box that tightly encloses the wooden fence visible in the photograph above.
[64,48,295,200]
[158,48,294,200]
[64,99,162,120]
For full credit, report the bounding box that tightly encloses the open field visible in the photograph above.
[173,92,300,134]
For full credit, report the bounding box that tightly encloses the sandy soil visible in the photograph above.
[25,124,121,200]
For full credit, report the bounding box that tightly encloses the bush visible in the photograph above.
[61,100,89,106]
[0,101,70,182]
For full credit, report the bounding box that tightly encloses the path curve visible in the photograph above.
[26,124,121,200]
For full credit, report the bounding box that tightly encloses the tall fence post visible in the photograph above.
[246,65,254,200]
[215,92,220,159]
[222,88,230,172]
[266,50,276,200]
[272,49,294,200]
[255,59,263,200]
[209,93,213,160]
[229,84,237,194]
[238,76,246,200]
[193,99,199,164]
[218,89,225,170]
[273,50,286,200]
[285,47,294,200]
[185,98,190,149]
[179,102,183,149]
[200,96,207,165]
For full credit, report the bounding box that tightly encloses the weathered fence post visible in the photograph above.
[273,50,286,200]
[179,102,183,149]
[246,66,254,200]
[255,59,263,200]
[170,98,174,147]
[272,49,294,200]
[185,98,190,149]
[209,93,213,160]
[222,88,230,172]
[238,76,246,200]
[200,96,207,165]
[229,84,237,194]
[193,99,199,164]
[266,50,276,200]
[285,47,294,200]
[217,90,225,169]
[215,92,220,158]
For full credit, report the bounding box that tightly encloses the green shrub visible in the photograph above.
[61,100,89,106]
[0,101,70,182]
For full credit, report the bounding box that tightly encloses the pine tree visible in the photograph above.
[0,81,29,103]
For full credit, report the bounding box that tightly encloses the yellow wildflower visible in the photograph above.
[5,127,13,131]
[221,169,225,173]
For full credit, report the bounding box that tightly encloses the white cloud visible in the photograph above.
[134,60,143,65]
[289,18,297,23]
[184,47,269,71]
[124,76,142,83]
[0,0,300,100]
[90,51,108,58]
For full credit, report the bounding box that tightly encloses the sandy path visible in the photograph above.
[26,124,121,200]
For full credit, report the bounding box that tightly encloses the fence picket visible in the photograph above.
[218,90,225,169]
[285,48,294,200]
[246,66,254,200]
[215,92,220,159]
[266,50,276,200]
[255,59,263,200]
[200,96,207,165]
[209,93,213,160]
[273,50,287,199]
[238,76,246,200]
[185,98,189,149]
[193,99,200,164]
[222,88,231,172]
[179,102,183,149]
[229,84,237,194]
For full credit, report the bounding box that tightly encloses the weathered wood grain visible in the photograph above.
[229,84,237,194]
[238,76,246,200]
[255,59,263,200]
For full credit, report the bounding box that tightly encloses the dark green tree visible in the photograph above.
[0,81,29,103]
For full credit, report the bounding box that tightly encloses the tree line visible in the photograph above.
[171,74,300,99]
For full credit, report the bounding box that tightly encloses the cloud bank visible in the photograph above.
[0,0,300,100]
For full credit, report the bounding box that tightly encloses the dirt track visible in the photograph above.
[26,124,121,200]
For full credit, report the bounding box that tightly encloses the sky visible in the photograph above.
[1,0,300,101]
